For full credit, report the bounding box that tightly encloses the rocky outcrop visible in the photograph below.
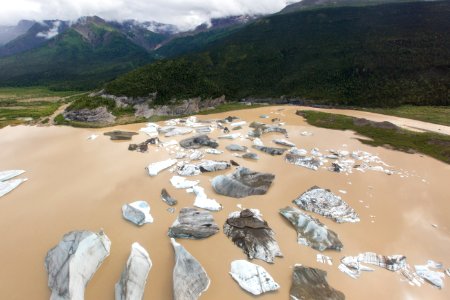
[211,167,275,198]
[161,188,177,206]
[122,201,153,226]
[223,209,282,263]
[104,130,138,140]
[229,260,280,295]
[171,238,210,300]
[168,207,220,239]
[279,206,343,251]
[64,107,116,124]
[180,135,219,149]
[293,186,360,223]
[45,230,111,300]
[146,159,177,176]
[290,265,345,300]
[115,243,152,300]
[252,145,286,156]
[353,118,399,130]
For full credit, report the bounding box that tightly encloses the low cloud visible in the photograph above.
[0,0,297,30]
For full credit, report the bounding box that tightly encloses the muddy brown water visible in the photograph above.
[0,106,448,299]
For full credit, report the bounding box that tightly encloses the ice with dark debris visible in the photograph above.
[253,145,287,156]
[168,207,219,239]
[159,126,193,137]
[171,238,210,300]
[242,153,259,160]
[122,201,154,226]
[252,138,264,146]
[285,149,324,171]
[293,186,360,223]
[231,121,246,128]
[415,261,446,289]
[161,188,177,206]
[290,265,344,300]
[206,148,223,155]
[223,209,282,263]
[45,230,111,300]
[339,252,424,287]
[115,242,152,300]
[280,206,343,252]
[226,144,248,152]
[273,139,296,147]
[317,254,333,266]
[212,167,275,198]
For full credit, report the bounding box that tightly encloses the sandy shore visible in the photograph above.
[0,105,448,299]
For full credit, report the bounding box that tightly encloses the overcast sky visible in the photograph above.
[0,0,299,30]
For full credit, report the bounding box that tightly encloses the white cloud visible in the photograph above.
[0,0,297,30]
[36,21,61,39]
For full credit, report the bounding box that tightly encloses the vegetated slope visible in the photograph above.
[105,1,450,106]
[279,0,422,13]
[155,15,259,59]
[0,19,154,90]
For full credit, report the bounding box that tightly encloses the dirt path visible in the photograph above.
[48,103,70,125]
[302,106,450,135]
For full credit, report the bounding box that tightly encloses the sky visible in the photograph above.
[0,0,300,30]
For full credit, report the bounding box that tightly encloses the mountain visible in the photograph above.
[155,15,259,59]
[0,17,153,89]
[105,0,450,106]
[0,14,258,89]
[280,0,425,13]
[0,20,70,58]
[0,20,35,46]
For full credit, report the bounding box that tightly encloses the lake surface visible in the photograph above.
[0,106,448,299]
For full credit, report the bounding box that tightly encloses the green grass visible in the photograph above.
[364,106,450,126]
[0,87,79,100]
[299,110,450,164]
[0,87,80,128]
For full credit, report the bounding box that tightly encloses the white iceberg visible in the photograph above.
[229,260,279,295]
[189,186,222,211]
[170,176,199,189]
[146,159,177,176]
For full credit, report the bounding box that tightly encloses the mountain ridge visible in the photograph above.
[104,0,450,106]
